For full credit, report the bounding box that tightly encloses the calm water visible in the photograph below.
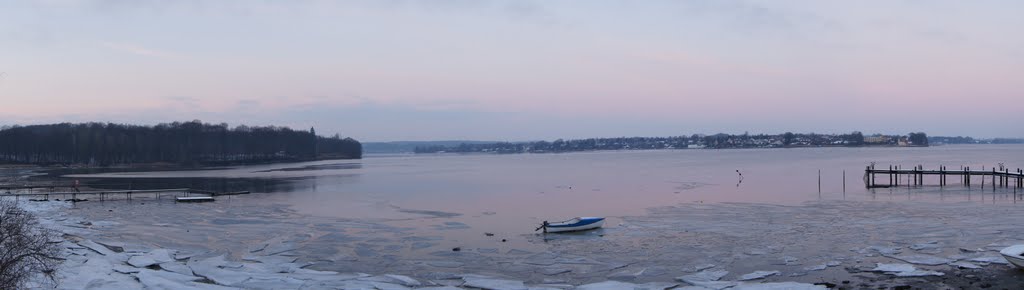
[50,145,1024,281]
[68,144,1024,218]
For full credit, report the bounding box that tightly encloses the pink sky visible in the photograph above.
[1,1,1021,141]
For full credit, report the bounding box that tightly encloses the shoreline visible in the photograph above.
[18,199,831,289]
[16,198,1024,289]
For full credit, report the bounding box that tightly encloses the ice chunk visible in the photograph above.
[373,274,422,287]
[236,276,307,290]
[731,282,827,289]
[856,246,901,256]
[780,256,800,265]
[427,261,465,268]
[909,242,940,251]
[950,261,982,269]
[803,264,827,271]
[113,265,141,274]
[969,255,1009,265]
[683,281,738,290]
[79,240,117,256]
[462,277,527,290]
[538,267,571,275]
[871,263,944,277]
[676,269,728,283]
[576,281,638,290]
[187,255,252,286]
[635,282,680,290]
[738,270,780,281]
[129,256,160,268]
[608,268,645,280]
[872,263,915,273]
[884,254,953,266]
[686,264,716,272]
[95,240,126,253]
[159,262,194,276]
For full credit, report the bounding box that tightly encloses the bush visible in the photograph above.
[0,200,60,289]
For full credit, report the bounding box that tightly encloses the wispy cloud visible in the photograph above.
[100,41,177,58]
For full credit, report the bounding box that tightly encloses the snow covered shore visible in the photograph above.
[17,200,827,290]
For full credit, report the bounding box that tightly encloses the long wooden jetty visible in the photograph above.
[865,164,1024,190]
[0,188,249,201]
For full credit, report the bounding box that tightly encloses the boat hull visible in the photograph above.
[1000,245,1024,268]
[545,217,604,233]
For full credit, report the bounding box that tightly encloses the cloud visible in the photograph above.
[100,41,177,58]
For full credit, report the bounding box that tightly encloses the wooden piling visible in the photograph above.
[869,165,875,187]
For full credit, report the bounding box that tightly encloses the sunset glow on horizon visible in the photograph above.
[2,1,1022,141]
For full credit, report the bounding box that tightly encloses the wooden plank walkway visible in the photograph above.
[866,164,1024,190]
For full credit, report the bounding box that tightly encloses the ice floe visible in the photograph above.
[871,263,944,277]
[738,270,780,281]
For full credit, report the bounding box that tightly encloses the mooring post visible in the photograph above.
[920,165,924,185]
[915,165,919,186]
[843,170,846,193]
[889,165,893,186]
[913,166,921,186]
[992,168,996,192]
[865,166,871,188]
[818,169,821,193]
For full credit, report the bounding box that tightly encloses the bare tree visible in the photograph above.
[0,200,60,289]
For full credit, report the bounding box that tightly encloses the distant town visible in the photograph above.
[407,132,1024,154]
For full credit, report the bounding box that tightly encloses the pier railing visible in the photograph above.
[865,164,1024,190]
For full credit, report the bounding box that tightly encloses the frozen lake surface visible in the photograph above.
[40,145,1024,286]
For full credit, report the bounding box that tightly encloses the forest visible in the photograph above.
[0,121,361,166]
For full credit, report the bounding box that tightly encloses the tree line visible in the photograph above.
[0,121,361,166]
[414,131,915,154]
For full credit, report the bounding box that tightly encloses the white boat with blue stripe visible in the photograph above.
[1000,245,1024,268]
[537,217,605,233]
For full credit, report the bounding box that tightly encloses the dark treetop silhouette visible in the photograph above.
[0,120,361,166]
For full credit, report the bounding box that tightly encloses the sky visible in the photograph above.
[1,1,1022,142]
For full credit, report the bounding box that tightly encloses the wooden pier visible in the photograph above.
[865,164,1024,190]
[0,188,249,202]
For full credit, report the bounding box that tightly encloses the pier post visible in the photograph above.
[866,166,871,188]
[982,167,985,189]
[889,165,893,186]
[818,170,821,193]
[920,165,924,185]
[993,168,996,192]
[843,170,846,193]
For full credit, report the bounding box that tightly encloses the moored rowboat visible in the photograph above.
[1000,245,1024,268]
[176,196,215,203]
[538,217,605,233]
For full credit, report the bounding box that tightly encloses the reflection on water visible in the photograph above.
[43,145,1024,282]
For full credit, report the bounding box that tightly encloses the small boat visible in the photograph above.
[1000,245,1024,268]
[537,217,605,233]
[176,196,215,203]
